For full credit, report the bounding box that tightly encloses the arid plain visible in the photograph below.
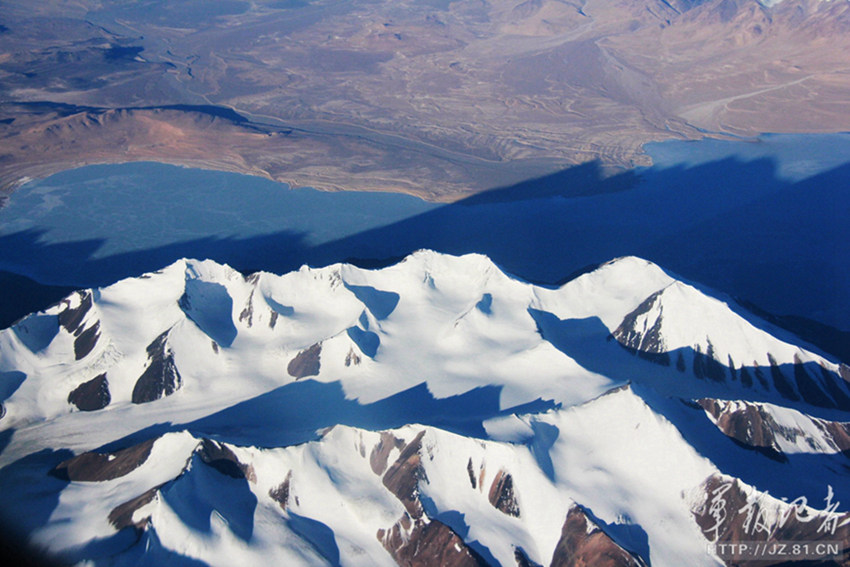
[2,0,850,201]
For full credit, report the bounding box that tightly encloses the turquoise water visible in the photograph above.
[1,133,848,330]
[644,133,850,181]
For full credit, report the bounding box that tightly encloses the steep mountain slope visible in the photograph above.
[0,251,848,565]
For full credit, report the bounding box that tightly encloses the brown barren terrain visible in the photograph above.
[1,0,850,200]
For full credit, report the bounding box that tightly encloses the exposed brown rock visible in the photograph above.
[345,347,361,367]
[197,439,256,482]
[132,329,181,404]
[51,438,157,482]
[693,475,850,566]
[108,486,160,531]
[488,469,520,517]
[269,311,279,329]
[239,290,254,327]
[287,343,322,379]
[612,291,670,366]
[67,373,110,411]
[370,431,405,476]
[550,506,646,567]
[379,515,487,567]
[698,399,783,453]
[819,421,850,453]
[699,398,850,458]
[382,430,428,519]
[269,471,293,511]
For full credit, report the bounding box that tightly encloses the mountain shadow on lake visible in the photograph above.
[1,155,848,361]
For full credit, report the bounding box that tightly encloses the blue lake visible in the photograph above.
[1,133,849,333]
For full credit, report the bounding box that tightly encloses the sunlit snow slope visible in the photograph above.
[0,251,848,566]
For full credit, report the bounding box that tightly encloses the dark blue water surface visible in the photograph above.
[1,133,848,332]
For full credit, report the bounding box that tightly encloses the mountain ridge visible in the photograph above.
[1,251,849,566]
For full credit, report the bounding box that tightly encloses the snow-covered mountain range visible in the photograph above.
[0,251,848,566]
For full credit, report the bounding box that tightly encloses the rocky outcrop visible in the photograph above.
[51,437,157,482]
[58,290,102,360]
[197,439,256,482]
[698,399,784,456]
[381,431,427,519]
[375,429,487,566]
[488,469,520,517]
[699,398,850,458]
[515,547,543,567]
[58,290,93,335]
[287,343,322,379]
[269,471,293,510]
[612,291,670,366]
[693,475,850,566]
[550,506,647,567]
[379,516,488,567]
[239,290,255,328]
[345,347,361,367]
[108,486,160,531]
[67,373,111,411]
[132,329,181,404]
[370,431,405,476]
[73,320,101,361]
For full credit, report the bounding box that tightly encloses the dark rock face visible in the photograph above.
[699,399,782,453]
[374,429,488,566]
[239,290,255,327]
[58,291,102,360]
[287,343,322,379]
[197,439,256,482]
[132,329,181,404]
[467,458,477,490]
[514,547,543,567]
[550,506,647,567]
[379,516,488,567]
[382,430,427,519]
[269,471,292,510]
[73,320,101,360]
[488,469,520,517]
[612,292,670,366]
[59,290,93,334]
[370,431,405,476]
[109,486,160,531]
[345,347,361,367]
[693,475,850,566]
[51,438,157,482]
[67,373,111,411]
[698,398,850,457]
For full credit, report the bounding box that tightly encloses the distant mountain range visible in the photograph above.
[1,252,848,565]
